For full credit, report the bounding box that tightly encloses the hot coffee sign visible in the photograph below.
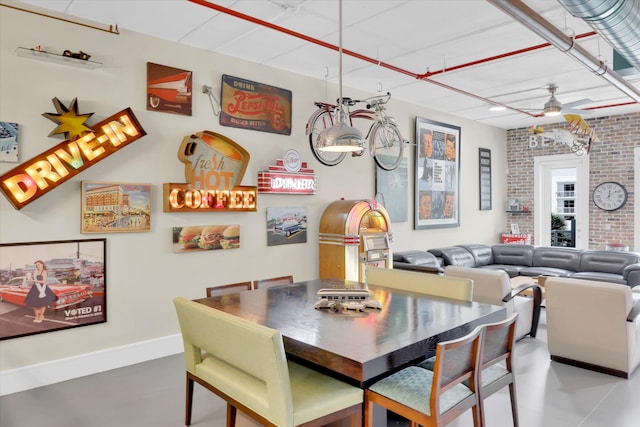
[0,98,146,210]
[163,130,257,212]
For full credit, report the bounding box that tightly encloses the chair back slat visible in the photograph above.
[205,281,252,298]
[253,275,294,289]
[431,326,484,414]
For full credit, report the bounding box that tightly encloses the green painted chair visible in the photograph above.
[173,297,363,427]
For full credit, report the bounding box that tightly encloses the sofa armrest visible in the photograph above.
[393,262,442,274]
[628,300,640,322]
[623,263,640,287]
[503,282,543,338]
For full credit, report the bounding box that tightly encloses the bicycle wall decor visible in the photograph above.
[305,92,407,170]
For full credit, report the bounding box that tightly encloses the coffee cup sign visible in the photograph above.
[164,130,257,212]
[177,131,249,190]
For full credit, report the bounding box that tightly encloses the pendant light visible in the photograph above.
[316,0,365,153]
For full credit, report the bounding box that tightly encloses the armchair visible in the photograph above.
[545,277,640,378]
[443,266,542,340]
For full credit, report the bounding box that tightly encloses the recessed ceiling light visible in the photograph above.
[489,105,506,111]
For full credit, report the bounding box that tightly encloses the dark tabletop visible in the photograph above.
[195,278,505,387]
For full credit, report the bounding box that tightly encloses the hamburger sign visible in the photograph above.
[163,130,257,212]
[173,224,240,252]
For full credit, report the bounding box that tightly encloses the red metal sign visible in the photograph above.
[219,75,292,135]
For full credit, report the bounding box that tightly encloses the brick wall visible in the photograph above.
[506,112,639,250]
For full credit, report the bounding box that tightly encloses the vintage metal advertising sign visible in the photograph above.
[219,75,292,135]
[0,105,146,210]
[163,130,257,212]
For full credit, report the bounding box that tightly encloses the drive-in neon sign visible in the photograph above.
[0,107,146,209]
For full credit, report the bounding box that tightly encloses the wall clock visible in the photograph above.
[593,181,627,211]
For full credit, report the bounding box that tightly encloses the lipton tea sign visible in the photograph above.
[163,130,257,212]
[0,108,146,210]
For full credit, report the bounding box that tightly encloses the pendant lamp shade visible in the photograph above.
[543,94,563,116]
[316,0,366,153]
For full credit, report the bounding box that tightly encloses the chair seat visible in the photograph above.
[418,357,510,388]
[368,366,473,415]
[289,361,364,425]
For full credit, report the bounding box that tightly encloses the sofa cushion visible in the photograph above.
[518,267,573,277]
[393,250,439,267]
[393,250,443,273]
[578,250,640,274]
[456,244,493,266]
[428,246,475,268]
[532,247,582,271]
[569,272,628,285]
[491,244,534,267]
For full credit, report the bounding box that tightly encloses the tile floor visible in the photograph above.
[1,310,639,427]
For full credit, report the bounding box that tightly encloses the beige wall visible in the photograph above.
[0,3,507,373]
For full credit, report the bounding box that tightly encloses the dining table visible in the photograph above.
[194,277,506,388]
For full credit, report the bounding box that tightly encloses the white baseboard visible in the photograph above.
[0,334,183,396]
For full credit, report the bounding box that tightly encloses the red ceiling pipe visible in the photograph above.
[187,0,613,117]
[418,31,596,78]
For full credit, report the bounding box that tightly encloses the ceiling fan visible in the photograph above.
[540,84,592,117]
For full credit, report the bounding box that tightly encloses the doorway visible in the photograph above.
[534,154,589,248]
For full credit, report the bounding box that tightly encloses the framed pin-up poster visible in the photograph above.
[415,117,461,229]
[0,238,106,340]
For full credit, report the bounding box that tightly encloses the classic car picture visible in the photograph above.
[146,62,192,116]
[0,238,106,340]
[266,207,307,246]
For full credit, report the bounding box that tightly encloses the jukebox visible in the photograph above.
[319,199,392,282]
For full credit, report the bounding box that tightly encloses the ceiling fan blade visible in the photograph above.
[564,107,592,115]
[563,98,593,109]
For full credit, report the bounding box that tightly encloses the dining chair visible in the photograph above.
[253,275,294,289]
[418,313,520,427]
[173,297,363,427]
[364,325,484,427]
[365,266,473,301]
[205,281,252,298]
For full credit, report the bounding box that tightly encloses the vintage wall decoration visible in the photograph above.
[479,148,492,210]
[172,224,240,252]
[0,99,146,210]
[146,62,192,116]
[0,238,106,341]
[266,207,307,246]
[81,181,151,233]
[414,117,461,229]
[0,121,19,163]
[219,74,291,135]
[258,149,316,195]
[163,130,257,212]
[375,157,408,223]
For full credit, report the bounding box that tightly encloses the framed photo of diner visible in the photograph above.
[0,238,106,341]
[414,117,461,230]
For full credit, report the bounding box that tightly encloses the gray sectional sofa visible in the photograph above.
[393,244,640,288]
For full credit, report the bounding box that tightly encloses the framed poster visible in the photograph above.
[479,148,492,210]
[146,62,192,116]
[415,117,461,229]
[0,121,19,163]
[0,238,106,340]
[266,207,307,246]
[376,158,408,222]
[82,182,151,233]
